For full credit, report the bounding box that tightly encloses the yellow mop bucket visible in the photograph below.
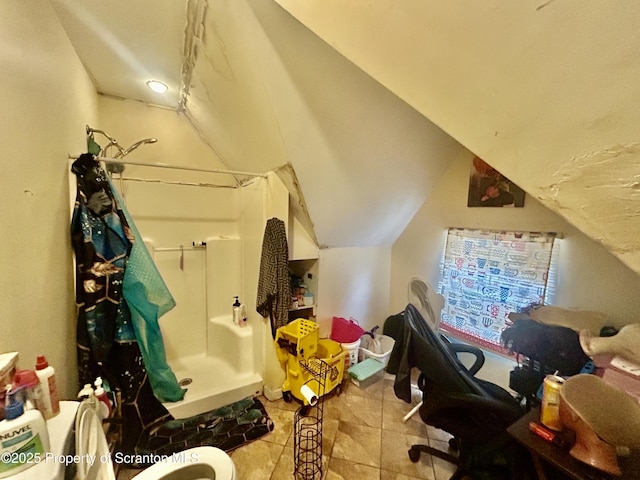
[275,319,346,404]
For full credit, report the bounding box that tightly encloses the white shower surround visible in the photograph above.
[120,174,270,420]
[160,237,262,419]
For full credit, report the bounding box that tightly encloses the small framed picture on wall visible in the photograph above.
[468,156,525,207]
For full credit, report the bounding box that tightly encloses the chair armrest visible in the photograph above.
[446,343,485,376]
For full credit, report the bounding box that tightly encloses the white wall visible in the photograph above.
[317,247,391,338]
[0,0,99,399]
[97,96,232,183]
[275,1,640,277]
[391,148,640,390]
[391,148,640,329]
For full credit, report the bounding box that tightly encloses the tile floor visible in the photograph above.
[117,375,458,480]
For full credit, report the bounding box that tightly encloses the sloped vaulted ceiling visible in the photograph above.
[275,0,640,274]
[51,0,461,249]
[50,0,640,274]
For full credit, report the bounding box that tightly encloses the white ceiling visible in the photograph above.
[50,0,461,249]
[51,0,185,107]
[49,0,640,275]
[275,0,640,275]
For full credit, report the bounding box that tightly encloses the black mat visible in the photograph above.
[134,396,274,464]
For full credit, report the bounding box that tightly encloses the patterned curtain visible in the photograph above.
[438,228,557,353]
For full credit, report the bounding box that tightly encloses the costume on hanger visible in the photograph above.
[71,153,172,454]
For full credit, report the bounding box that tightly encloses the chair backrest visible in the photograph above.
[388,304,523,441]
[404,303,487,396]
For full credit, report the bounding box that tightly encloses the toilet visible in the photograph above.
[73,400,237,480]
[7,400,236,480]
[133,447,236,480]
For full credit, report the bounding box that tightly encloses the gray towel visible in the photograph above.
[256,218,290,337]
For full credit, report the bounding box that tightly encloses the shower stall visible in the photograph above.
[107,161,273,419]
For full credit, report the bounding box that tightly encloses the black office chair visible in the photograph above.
[386,304,534,480]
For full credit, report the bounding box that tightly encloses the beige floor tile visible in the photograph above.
[286,416,339,458]
[270,446,330,480]
[383,378,405,404]
[323,392,383,428]
[332,422,382,468]
[380,470,424,480]
[426,426,453,443]
[380,430,435,480]
[261,405,296,446]
[431,456,458,480]
[260,394,300,413]
[270,446,297,480]
[382,400,429,438]
[326,457,381,479]
[319,418,339,456]
[342,375,385,400]
[383,378,422,405]
[229,439,284,480]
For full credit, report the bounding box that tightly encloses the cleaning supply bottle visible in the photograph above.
[94,377,112,420]
[11,370,44,415]
[0,392,50,478]
[77,383,95,400]
[233,296,241,326]
[77,383,99,413]
[238,302,248,328]
[34,355,59,419]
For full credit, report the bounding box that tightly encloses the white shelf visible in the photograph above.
[289,304,317,312]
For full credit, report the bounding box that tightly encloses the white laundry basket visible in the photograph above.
[359,335,395,367]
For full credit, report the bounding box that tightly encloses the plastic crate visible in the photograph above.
[348,358,385,389]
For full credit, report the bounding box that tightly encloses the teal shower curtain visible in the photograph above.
[108,177,185,403]
[71,152,183,403]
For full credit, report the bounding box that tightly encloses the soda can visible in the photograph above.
[541,375,565,431]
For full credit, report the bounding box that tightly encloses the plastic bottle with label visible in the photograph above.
[0,394,50,478]
[34,355,59,420]
[94,377,112,420]
[232,296,241,326]
[238,303,248,328]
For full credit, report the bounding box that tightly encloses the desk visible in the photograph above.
[508,409,640,480]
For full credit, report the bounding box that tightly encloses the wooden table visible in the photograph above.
[507,408,640,480]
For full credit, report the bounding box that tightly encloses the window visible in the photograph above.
[438,228,558,354]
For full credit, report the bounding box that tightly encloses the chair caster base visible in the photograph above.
[408,446,421,463]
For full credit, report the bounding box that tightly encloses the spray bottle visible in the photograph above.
[94,377,112,420]
[34,355,59,419]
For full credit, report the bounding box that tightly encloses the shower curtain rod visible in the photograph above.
[68,154,267,178]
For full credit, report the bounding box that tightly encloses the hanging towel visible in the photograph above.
[256,218,290,337]
[108,177,185,403]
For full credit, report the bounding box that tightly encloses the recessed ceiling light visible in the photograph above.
[146,80,168,93]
